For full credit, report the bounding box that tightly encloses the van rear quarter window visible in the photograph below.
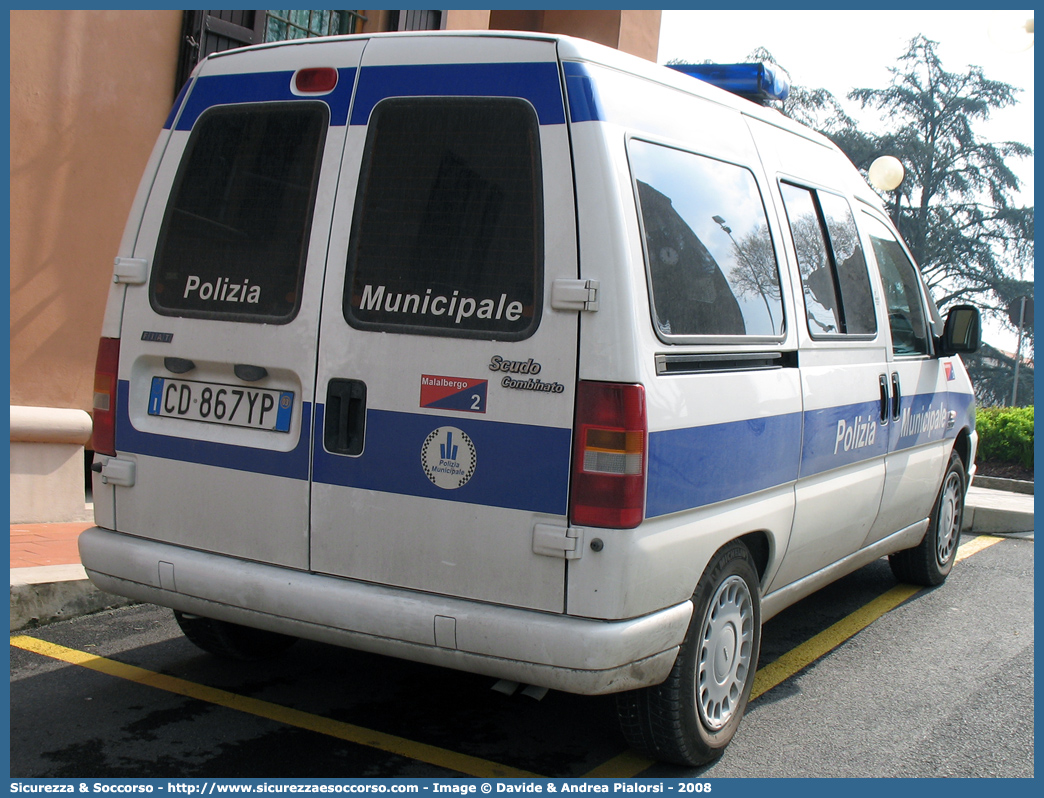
[344,98,542,340]
[150,102,328,323]
[628,140,784,339]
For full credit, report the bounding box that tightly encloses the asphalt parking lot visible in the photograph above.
[10,531,1034,779]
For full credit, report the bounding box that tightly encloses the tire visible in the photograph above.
[616,541,762,767]
[888,450,966,587]
[173,610,298,661]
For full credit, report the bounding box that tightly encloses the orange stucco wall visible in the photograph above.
[444,9,493,30]
[489,8,661,61]
[9,10,182,415]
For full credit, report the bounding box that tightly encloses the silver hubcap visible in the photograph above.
[696,575,754,731]
[936,471,962,565]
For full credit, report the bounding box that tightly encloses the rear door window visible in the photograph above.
[628,139,784,339]
[779,182,876,337]
[150,103,328,323]
[344,98,543,340]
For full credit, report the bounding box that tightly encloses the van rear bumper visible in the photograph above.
[79,526,691,695]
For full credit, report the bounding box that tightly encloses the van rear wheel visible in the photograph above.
[888,450,966,587]
[616,541,761,766]
[174,611,298,661]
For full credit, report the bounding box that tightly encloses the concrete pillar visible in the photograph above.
[10,406,93,523]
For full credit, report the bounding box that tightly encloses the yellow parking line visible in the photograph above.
[13,537,1005,779]
[754,534,1004,700]
[749,582,919,700]
[10,635,537,778]
[584,750,653,778]
[585,534,1006,777]
[954,533,1004,562]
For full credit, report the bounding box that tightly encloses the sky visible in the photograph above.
[657,9,1035,351]
[657,9,1034,177]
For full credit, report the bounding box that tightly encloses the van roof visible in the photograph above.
[205,30,819,136]
[200,30,885,212]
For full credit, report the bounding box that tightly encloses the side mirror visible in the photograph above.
[938,305,981,356]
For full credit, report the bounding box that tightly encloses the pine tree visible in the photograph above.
[838,36,1033,321]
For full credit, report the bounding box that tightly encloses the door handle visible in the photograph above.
[891,372,902,421]
[879,375,890,423]
[325,379,367,455]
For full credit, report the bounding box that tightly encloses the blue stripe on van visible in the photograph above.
[170,69,357,130]
[115,381,311,480]
[648,389,969,518]
[116,376,972,520]
[348,62,566,126]
[163,79,193,130]
[799,399,889,479]
[563,61,605,123]
[312,406,571,515]
[646,412,802,518]
[895,391,963,450]
[948,390,976,434]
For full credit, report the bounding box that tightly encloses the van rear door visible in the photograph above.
[111,41,365,569]
[310,36,580,613]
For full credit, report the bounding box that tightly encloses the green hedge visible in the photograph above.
[976,406,1034,470]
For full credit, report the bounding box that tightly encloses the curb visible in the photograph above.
[973,475,1033,495]
[963,483,1035,536]
[963,504,1035,535]
[10,565,136,632]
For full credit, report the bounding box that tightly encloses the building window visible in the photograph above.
[391,10,444,31]
[177,10,370,91]
[264,10,365,41]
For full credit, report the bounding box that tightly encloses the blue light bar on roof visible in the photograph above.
[668,62,790,103]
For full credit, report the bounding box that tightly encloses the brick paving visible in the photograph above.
[9,522,90,568]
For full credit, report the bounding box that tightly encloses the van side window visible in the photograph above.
[779,183,876,337]
[344,98,542,340]
[861,214,931,356]
[150,103,328,323]
[628,140,783,338]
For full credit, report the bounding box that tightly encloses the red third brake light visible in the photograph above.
[93,337,120,456]
[294,67,338,94]
[570,381,647,529]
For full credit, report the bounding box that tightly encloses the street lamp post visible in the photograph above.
[1008,295,1033,406]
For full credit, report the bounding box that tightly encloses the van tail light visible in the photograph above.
[93,337,120,456]
[570,381,647,529]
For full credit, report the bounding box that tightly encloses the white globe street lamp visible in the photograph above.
[868,156,905,192]
[989,14,1034,52]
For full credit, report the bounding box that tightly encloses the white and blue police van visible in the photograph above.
[82,31,982,766]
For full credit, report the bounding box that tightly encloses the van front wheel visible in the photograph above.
[616,541,762,766]
[888,450,966,587]
[174,611,298,661]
